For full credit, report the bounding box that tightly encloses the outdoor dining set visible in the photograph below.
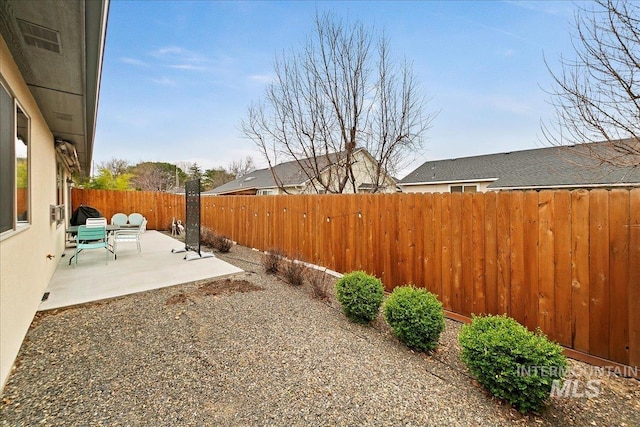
[67,211,147,266]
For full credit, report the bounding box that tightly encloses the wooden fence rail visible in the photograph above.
[73,188,639,369]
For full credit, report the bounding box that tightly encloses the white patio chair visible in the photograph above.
[128,213,144,227]
[111,213,128,226]
[112,219,147,259]
[85,217,107,227]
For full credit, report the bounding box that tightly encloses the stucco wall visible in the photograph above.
[0,36,66,391]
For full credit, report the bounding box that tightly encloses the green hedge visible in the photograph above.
[459,314,567,413]
[335,271,384,324]
[384,285,444,352]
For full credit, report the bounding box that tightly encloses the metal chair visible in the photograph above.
[111,213,128,226]
[85,217,108,227]
[73,225,109,267]
[128,213,144,227]
[112,219,147,259]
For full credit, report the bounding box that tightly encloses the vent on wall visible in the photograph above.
[16,19,61,54]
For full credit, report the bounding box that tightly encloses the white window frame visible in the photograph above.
[0,81,31,239]
[450,184,478,193]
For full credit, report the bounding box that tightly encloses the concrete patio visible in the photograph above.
[39,230,243,311]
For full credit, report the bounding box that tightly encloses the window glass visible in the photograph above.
[57,163,64,205]
[0,84,13,233]
[16,106,29,225]
[0,84,30,235]
[463,185,478,193]
[450,185,463,193]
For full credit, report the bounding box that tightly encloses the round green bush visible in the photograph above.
[459,314,567,413]
[383,285,444,352]
[335,271,384,324]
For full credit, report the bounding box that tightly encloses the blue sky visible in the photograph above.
[94,0,584,177]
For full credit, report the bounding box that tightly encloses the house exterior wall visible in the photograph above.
[400,181,495,193]
[304,150,397,194]
[0,36,67,390]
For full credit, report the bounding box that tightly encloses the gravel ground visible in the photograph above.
[1,242,639,426]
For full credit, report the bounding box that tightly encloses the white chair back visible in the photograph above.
[128,213,144,226]
[86,217,107,228]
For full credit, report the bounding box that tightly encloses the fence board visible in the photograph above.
[450,193,463,314]
[72,188,637,369]
[571,190,590,353]
[471,193,486,315]
[433,194,443,301]
[410,193,422,287]
[538,191,555,336]
[589,190,610,359]
[523,191,540,332]
[419,193,431,290]
[609,190,629,364]
[461,193,474,317]
[496,191,511,315]
[629,189,640,367]
[483,192,498,315]
[398,193,411,286]
[553,191,572,347]
[509,192,525,325]
[440,194,452,310]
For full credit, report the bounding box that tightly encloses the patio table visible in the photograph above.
[66,224,121,235]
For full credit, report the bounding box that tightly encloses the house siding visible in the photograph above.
[306,150,397,194]
[0,35,68,390]
[400,181,495,193]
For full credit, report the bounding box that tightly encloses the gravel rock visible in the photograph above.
[1,243,638,426]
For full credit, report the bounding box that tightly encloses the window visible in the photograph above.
[450,184,477,193]
[257,189,275,195]
[57,162,64,205]
[1,83,30,234]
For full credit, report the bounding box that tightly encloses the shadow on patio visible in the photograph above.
[39,230,243,311]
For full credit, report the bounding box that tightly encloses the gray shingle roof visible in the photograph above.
[205,150,355,195]
[399,142,640,189]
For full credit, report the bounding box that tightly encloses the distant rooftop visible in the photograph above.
[205,149,360,195]
[399,141,640,189]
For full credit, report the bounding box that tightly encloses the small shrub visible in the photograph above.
[262,249,285,274]
[200,227,215,247]
[308,268,331,301]
[383,285,444,352]
[335,271,384,324]
[459,314,567,413]
[281,259,305,286]
[213,234,233,253]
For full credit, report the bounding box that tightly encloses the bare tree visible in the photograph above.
[241,12,435,193]
[543,0,640,166]
[228,156,255,178]
[130,162,177,192]
[97,158,130,177]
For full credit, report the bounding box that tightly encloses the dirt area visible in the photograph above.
[166,279,263,305]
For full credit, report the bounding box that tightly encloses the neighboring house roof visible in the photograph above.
[0,0,109,176]
[206,148,387,195]
[399,141,640,190]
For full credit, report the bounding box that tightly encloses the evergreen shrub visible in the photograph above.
[335,271,384,324]
[383,285,444,352]
[459,314,567,413]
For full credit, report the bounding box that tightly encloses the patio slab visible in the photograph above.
[39,230,243,311]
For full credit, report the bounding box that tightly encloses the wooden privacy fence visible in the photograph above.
[72,188,639,369]
[72,189,185,231]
